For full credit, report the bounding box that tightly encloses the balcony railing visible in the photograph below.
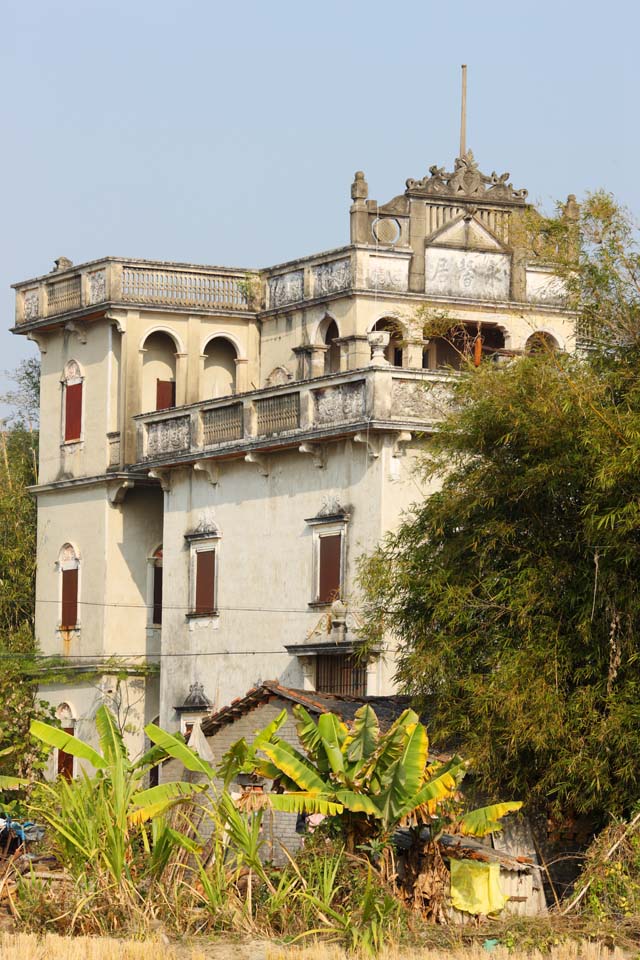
[136,367,451,463]
[13,258,254,323]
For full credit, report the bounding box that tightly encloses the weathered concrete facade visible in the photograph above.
[11,149,577,757]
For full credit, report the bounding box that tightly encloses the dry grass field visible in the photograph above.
[0,934,633,960]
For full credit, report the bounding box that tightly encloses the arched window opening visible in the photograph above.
[372,319,404,367]
[142,332,177,411]
[426,323,505,370]
[202,337,237,399]
[323,320,341,374]
[525,331,559,355]
[62,360,83,442]
[55,703,76,780]
[151,546,163,626]
[58,543,79,630]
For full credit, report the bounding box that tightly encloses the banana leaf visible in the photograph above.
[268,791,344,816]
[30,719,107,770]
[345,704,379,764]
[95,705,127,767]
[260,741,329,794]
[457,801,523,837]
[128,780,209,824]
[145,723,215,779]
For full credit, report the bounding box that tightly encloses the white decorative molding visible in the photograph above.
[107,479,135,505]
[88,269,107,304]
[313,258,351,297]
[145,416,191,458]
[425,248,510,301]
[265,365,293,387]
[391,378,449,420]
[148,468,172,492]
[23,290,40,321]
[392,430,413,457]
[65,320,88,344]
[525,267,567,306]
[299,442,327,469]
[268,271,304,308]
[368,330,390,365]
[353,431,382,459]
[193,460,221,486]
[27,331,48,354]
[244,451,270,476]
[313,381,365,425]
[366,254,408,291]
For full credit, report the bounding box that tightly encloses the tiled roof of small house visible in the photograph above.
[200,681,413,738]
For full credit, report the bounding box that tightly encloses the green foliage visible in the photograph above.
[28,705,207,884]
[0,365,54,800]
[358,193,640,822]
[220,704,518,850]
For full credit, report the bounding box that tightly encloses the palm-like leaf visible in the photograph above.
[145,723,215,779]
[268,792,344,816]
[457,801,523,837]
[334,789,380,816]
[293,704,330,774]
[317,713,348,776]
[260,741,329,794]
[0,774,26,790]
[95,706,127,767]
[30,719,106,770]
[345,704,379,764]
[128,780,209,825]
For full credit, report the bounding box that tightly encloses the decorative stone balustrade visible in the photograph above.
[135,367,452,463]
[255,394,300,436]
[13,258,254,324]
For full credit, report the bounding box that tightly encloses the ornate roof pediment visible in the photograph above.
[427,213,510,252]
[406,150,528,204]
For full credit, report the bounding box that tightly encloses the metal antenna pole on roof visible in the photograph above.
[460,64,467,157]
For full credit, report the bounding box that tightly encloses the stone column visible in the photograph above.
[408,198,427,293]
[234,357,249,393]
[350,171,370,244]
[405,339,424,369]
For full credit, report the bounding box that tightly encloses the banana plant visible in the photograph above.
[28,705,209,883]
[220,704,470,843]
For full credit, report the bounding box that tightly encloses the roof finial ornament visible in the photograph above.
[460,63,468,159]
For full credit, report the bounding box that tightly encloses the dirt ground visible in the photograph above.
[0,934,633,960]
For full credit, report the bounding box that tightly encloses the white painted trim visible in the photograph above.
[139,326,186,354]
[200,331,245,359]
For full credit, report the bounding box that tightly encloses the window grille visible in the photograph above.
[316,655,367,697]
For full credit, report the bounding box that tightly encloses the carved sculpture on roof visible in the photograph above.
[406,150,528,203]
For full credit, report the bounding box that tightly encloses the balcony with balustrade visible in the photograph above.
[12,257,257,326]
[134,364,453,468]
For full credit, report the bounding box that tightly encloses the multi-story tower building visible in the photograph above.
[11,150,576,759]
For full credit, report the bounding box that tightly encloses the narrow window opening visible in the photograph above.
[61,568,78,629]
[156,379,176,410]
[316,655,367,696]
[318,533,341,604]
[57,728,75,779]
[152,553,163,625]
[194,550,216,615]
[64,381,83,441]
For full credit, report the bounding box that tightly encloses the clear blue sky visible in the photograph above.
[2,0,638,403]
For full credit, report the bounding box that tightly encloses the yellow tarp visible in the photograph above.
[449,859,509,916]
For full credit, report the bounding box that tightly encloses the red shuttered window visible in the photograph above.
[318,533,342,603]
[61,568,78,628]
[156,379,176,410]
[194,550,216,615]
[152,562,163,625]
[64,382,83,441]
[57,728,75,779]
